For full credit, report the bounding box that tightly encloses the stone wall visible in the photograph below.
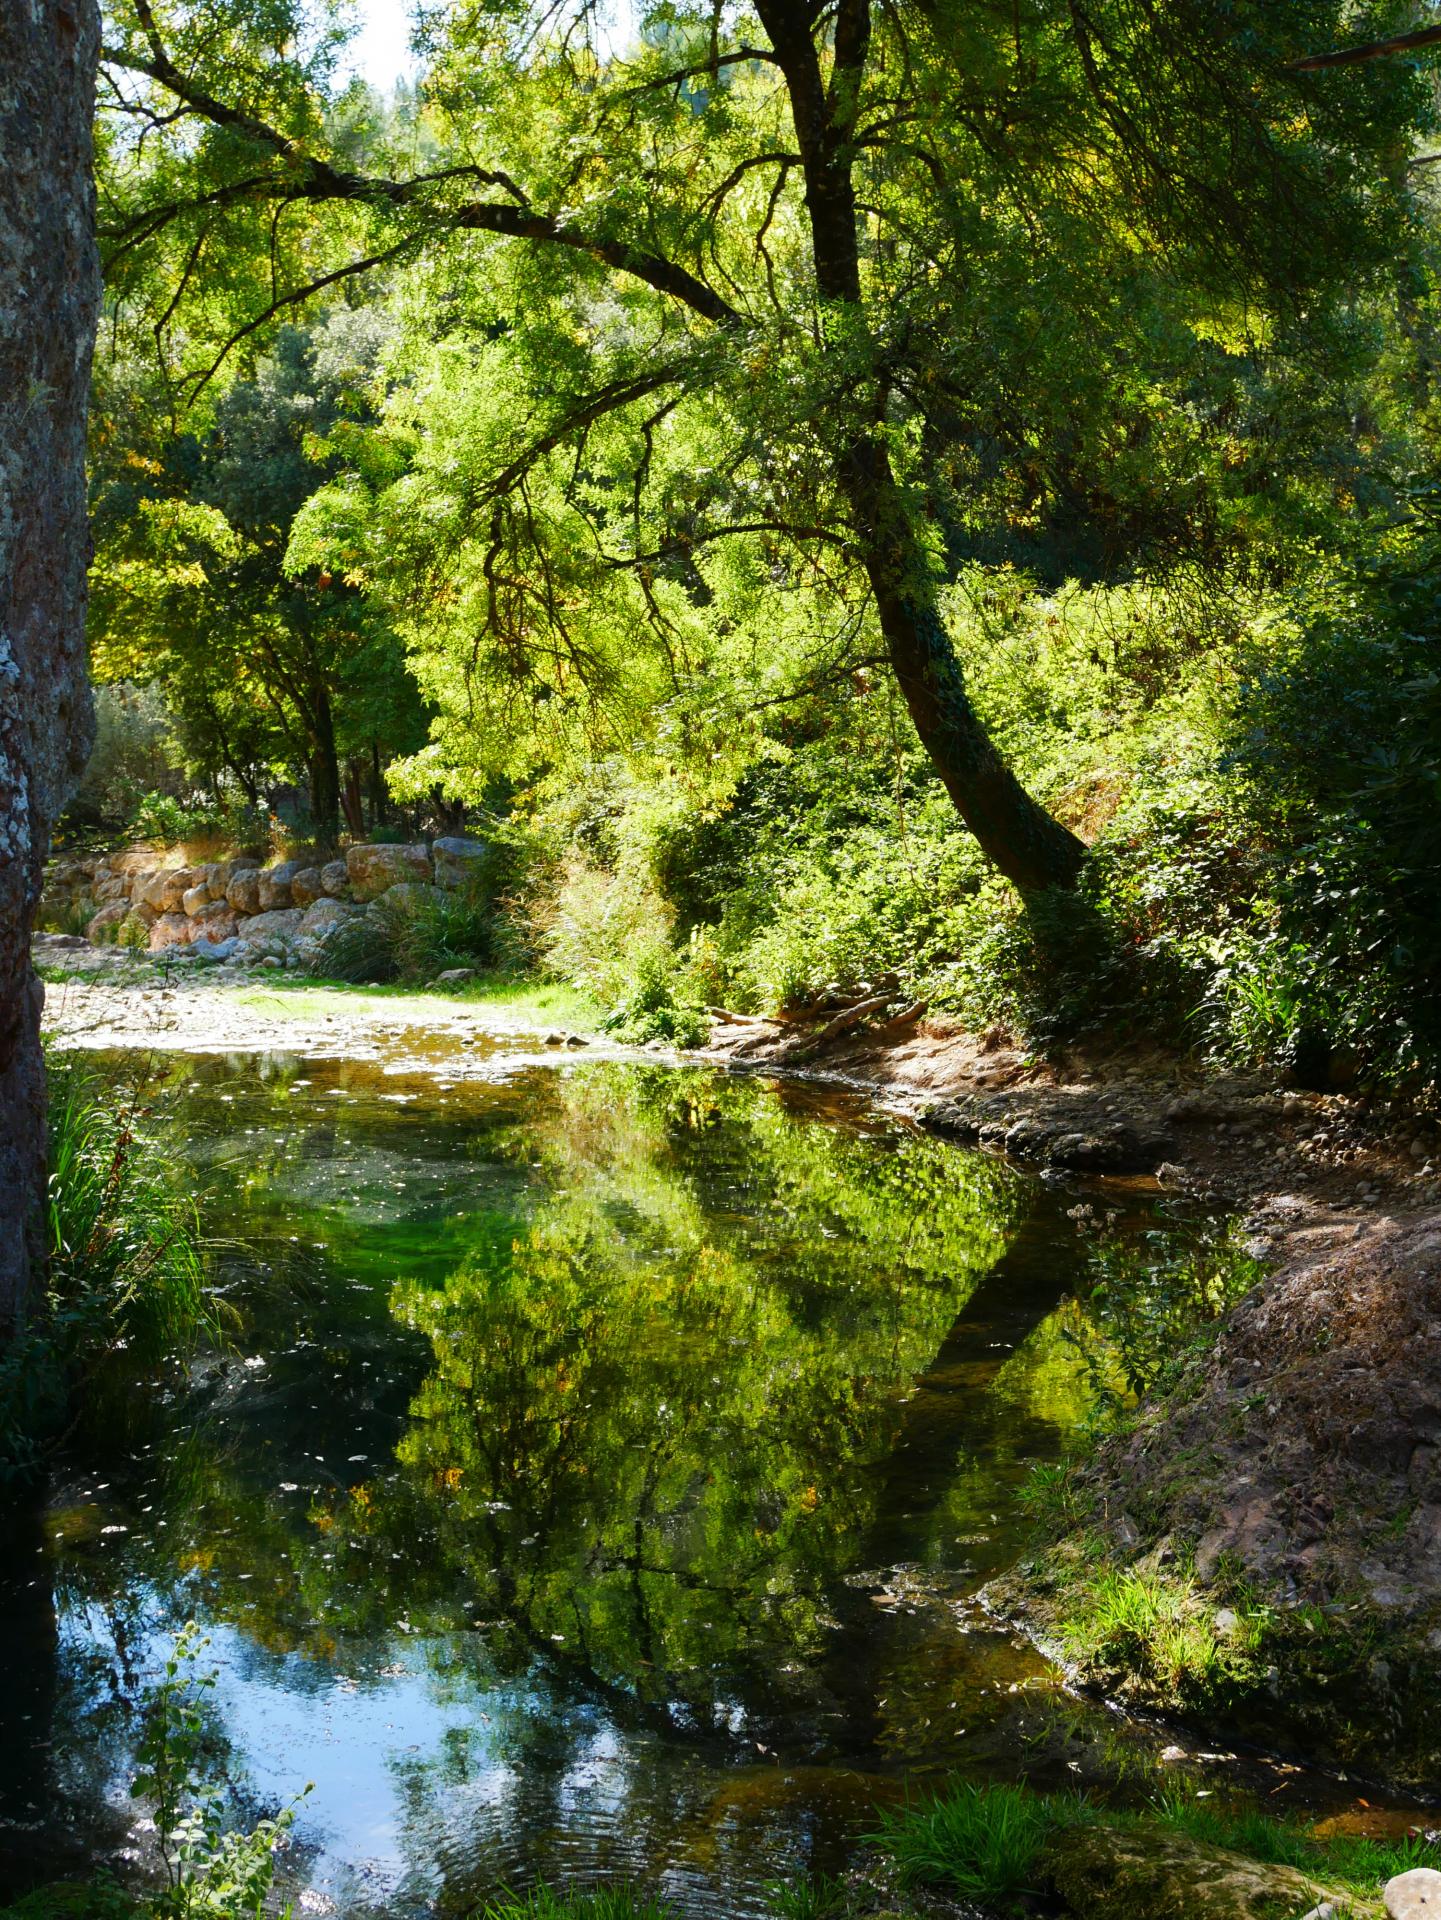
[45,836,488,970]
[0,0,102,1332]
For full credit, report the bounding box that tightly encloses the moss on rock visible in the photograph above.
[1040,1822,1379,1920]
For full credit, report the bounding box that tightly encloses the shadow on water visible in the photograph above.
[0,1052,1281,1915]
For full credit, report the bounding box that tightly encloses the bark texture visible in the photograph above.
[0,0,101,1332]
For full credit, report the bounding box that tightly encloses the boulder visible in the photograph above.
[1387,1870,1441,1919]
[191,936,242,964]
[1040,1823,1377,1920]
[298,897,357,938]
[375,880,444,913]
[138,868,194,914]
[128,897,158,926]
[432,835,488,890]
[320,857,349,897]
[120,909,153,945]
[148,911,192,951]
[242,907,304,945]
[257,860,301,911]
[290,865,326,907]
[226,869,262,915]
[92,874,130,904]
[191,901,238,940]
[435,967,476,986]
[346,841,433,901]
[85,901,130,944]
[180,882,213,916]
[111,846,162,877]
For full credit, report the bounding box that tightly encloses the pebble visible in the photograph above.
[1386,1867,1441,1918]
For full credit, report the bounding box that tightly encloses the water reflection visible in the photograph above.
[0,1055,1250,1915]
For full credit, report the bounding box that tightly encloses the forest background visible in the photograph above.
[77,0,1441,1083]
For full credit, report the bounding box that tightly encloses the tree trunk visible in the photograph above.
[842,438,1087,893]
[757,0,1086,895]
[307,682,341,839]
[0,0,101,1336]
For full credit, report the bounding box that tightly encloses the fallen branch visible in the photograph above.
[809,993,895,1046]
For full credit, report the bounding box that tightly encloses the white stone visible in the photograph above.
[1387,1869,1441,1920]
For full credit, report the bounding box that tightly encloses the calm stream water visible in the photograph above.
[0,1046,1292,1914]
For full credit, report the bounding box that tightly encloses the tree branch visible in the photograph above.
[1290,22,1441,70]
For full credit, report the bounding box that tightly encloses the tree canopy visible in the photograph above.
[91,0,1435,886]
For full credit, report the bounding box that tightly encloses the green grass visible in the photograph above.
[0,1058,218,1480]
[1058,1564,1269,1709]
[476,1891,679,1920]
[869,1778,1440,1914]
[234,972,604,1032]
[869,1781,1084,1908]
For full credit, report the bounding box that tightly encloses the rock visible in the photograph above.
[290,865,326,907]
[226,868,262,915]
[241,907,304,945]
[320,857,349,897]
[92,873,129,904]
[1041,1822,1375,1920]
[259,955,283,970]
[1387,1869,1441,1919]
[85,901,130,943]
[148,911,192,951]
[191,901,238,940]
[432,835,488,890]
[297,897,356,938]
[374,880,445,912]
[434,967,476,986]
[256,860,301,911]
[180,882,212,916]
[191,936,241,963]
[346,841,433,901]
[137,867,194,914]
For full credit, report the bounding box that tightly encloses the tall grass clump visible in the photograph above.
[477,1891,679,1920]
[0,1059,216,1479]
[869,1781,1084,1909]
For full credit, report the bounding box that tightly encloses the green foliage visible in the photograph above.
[132,1625,309,1920]
[0,1061,214,1481]
[870,1782,1086,1908]
[1059,1567,1270,1711]
[476,1891,677,1920]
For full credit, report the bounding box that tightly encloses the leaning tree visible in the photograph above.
[97,0,1426,893]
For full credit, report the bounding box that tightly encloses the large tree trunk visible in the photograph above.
[0,0,101,1335]
[758,0,1085,895]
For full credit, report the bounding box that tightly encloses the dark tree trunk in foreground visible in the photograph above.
[758,0,1087,895]
[0,0,101,1333]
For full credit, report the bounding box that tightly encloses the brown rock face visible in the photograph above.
[345,842,433,901]
[226,869,262,915]
[0,0,101,1333]
[289,866,325,907]
[256,860,300,911]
